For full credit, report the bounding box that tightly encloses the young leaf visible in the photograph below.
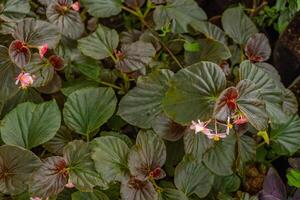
[81,0,123,18]
[174,156,214,198]
[245,33,271,62]
[47,0,84,39]
[0,145,41,195]
[30,156,68,198]
[63,87,117,135]
[12,18,60,49]
[222,6,258,45]
[153,0,207,33]
[9,40,31,68]
[115,41,156,73]
[120,177,158,200]
[152,114,186,141]
[78,24,119,60]
[128,130,167,180]
[91,136,130,183]
[163,61,226,124]
[270,115,300,155]
[0,0,30,21]
[63,140,107,191]
[0,101,61,149]
[0,45,20,101]
[118,69,174,129]
[287,169,300,188]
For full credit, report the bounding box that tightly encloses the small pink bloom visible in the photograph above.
[15,72,34,89]
[38,43,48,59]
[234,115,248,125]
[190,120,211,135]
[71,2,80,11]
[30,197,48,200]
[65,180,75,188]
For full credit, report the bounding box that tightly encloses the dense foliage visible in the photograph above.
[0,0,299,199]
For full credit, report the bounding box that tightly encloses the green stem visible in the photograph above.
[99,80,122,90]
[256,141,266,149]
[86,133,90,142]
[122,6,140,17]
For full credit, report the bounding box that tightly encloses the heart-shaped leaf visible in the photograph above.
[1,101,61,149]
[46,0,84,39]
[81,0,123,18]
[0,45,20,101]
[245,33,271,62]
[163,61,226,124]
[78,24,119,60]
[128,130,167,180]
[30,156,68,198]
[118,69,174,129]
[115,41,156,73]
[184,38,231,65]
[120,177,158,200]
[91,136,130,183]
[71,55,100,82]
[63,87,117,136]
[174,155,214,198]
[222,6,258,45]
[153,0,207,33]
[0,0,30,21]
[71,190,110,200]
[8,40,31,68]
[0,145,41,195]
[270,115,300,155]
[12,18,60,49]
[158,188,189,200]
[152,114,186,141]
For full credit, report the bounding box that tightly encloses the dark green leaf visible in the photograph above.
[0,0,30,21]
[81,0,123,18]
[158,188,189,200]
[63,87,117,135]
[71,190,110,200]
[118,69,173,128]
[1,101,61,149]
[71,55,101,82]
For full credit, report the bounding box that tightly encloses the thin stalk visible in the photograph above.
[99,80,122,90]
[256,141,266,149]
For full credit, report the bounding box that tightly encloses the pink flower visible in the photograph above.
[71,2,80,11]
[190,120,211,135]
[234,114,248,125]
[30,197,48,200]
[15,72,34,89]
[65,180,75,188]
[38,43,48,59]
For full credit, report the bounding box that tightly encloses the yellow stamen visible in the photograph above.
[227,123,233,129]
[213,135,220,141]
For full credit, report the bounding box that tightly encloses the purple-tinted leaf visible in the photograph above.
[152,0,166,4]
[120,177,158,200]
[152,114,186,141]
[30,156,68,198]
[289,158,300,170]
[8,40,31,68]
[245,33,271,62]
[120,30,142,44]
[260,168,287,200]
[37,72,62,94]
[214,87,238,121]
[128,130,166,181]
[116,41,156,73]
[293,189,300,200]
[125,0,145,8]
[49,55,65,71]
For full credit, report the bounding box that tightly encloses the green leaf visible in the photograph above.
[64,140,106,191]
[183,41,200,52]
[24,54,55,87]
[46,0,84,39]
[78,24,119,60]
[1,101,61,149]
[0,0,30,21]
[270,115,300,155]
[118,69,173,128]
[30,156,68,198]
[239,135,256,163]
[61,79,99,96]
[91,136,130,183]
[81,0,123,18]
[174,156,214,198]
[44,125,73,156]
[12,18,60,49]
[120,177,158,200]
[221,6,258,45]
[287,169,300,188]
[213,174,241,193]
[101,131,133,147]
[0,45,20,101]
[282,88,298,115]
[153,0,207,33]
[184,39,231,65]
[63,87,117,135]
[0,145,41,195]
[71,55,101,82]
[163,61,226,124]
[128,130,167,180]
[115,41,156,73]
[158,188,189,200]
[71,190,110,200]
[190,21,227,44]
